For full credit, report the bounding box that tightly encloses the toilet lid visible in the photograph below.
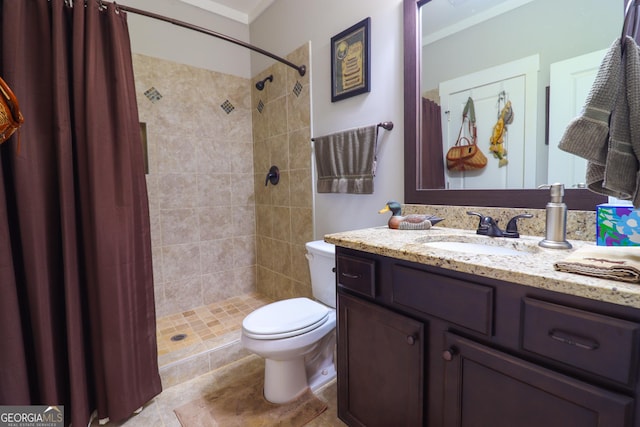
[242,297,329,339]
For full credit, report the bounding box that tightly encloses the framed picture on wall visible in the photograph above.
[331,17,371,102]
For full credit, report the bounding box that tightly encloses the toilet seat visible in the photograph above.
[242,297,330,339]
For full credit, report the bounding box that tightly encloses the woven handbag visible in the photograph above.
[0,76,24,147]
[446,97,487,171]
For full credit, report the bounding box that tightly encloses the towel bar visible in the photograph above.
[311,122,393,141]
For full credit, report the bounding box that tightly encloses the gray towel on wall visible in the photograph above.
[598,37,637,199]
[313,125,377,194]
[559,37,640,207]
[628,41,640,207]
[603,37,639,199]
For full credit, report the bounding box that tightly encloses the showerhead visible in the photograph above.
[255,75,273,91]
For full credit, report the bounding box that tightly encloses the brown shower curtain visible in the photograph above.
[0,1,161,425]
[421,97,445,188]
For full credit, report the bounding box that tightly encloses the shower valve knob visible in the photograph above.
[265,165,280,186]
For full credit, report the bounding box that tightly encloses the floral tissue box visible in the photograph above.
[597,204,640,246]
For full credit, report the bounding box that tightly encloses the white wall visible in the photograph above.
[250,0,406,239]
[117,0,252,78]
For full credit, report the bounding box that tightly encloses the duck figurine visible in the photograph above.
[379,201,444,230]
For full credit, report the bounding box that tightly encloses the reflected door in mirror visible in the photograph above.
[548,49,606,188]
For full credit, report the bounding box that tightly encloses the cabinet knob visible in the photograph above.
[442,347,457,361]
[406,335,416,345]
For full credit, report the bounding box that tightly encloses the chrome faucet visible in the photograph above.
[467,212,532,238]
[538,183,572,249]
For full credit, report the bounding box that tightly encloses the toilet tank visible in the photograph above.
[305,240,336,308]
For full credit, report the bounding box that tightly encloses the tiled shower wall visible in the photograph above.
[133,54,256,317]
[132,43,314,318]
[252,43,315,300]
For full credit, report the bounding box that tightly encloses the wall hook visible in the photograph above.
[265,165,280,186]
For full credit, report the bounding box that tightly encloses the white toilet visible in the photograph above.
[241,240,337,404]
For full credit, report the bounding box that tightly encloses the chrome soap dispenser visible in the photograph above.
[538,183,572,249]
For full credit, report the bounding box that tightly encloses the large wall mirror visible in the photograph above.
[403,0,625,209]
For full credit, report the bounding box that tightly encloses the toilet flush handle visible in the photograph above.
[305,253,313,262]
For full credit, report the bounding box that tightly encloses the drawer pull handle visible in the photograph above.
[442,347,457,361]
[341,272,361,279]
[549,329,599,351]
[407,335,416,345]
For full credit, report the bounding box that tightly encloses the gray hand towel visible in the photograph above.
[313,125,377,194]
[628,41,640,208]
[601,37,638,200]
[562,37,640,206]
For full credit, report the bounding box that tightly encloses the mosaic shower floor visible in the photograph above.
[156,293,272,357]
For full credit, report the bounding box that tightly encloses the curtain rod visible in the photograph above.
[113,2,307,76]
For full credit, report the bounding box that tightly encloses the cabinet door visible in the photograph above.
[442,332,634,427]
[337,292,424,427]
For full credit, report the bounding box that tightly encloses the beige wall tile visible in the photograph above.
[290,169,312,208]
[271,239,292,278]
[202,270,236,304]
[162,244,201,283]
[231,174,256,206]
[251,107,268,142]
[270,170,291,206]
[200,239,235,274]
[289,127,312,170]
[161,208,200,245]
[272,206,292,242]
[197,206,234,240]
[230,141,255,174]
[269,135,290,171]
[197,173,232,207]
[252,43,312,302]
[287,84,311,132]
[134,43,312,316]
[232,266,257,295]
[134,54,258,316]
[266,63,288,103]
[163,276,203,314]
[253,138,271,174]
[231,205,256,236]
[157,173,198,209]
[233,236,256,268]
[196,138,231,174]
[268,96,288,137]
[291,207,313,245]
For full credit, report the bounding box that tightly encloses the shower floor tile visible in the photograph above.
[156,293,272,357]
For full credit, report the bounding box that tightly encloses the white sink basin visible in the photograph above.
[423,241,527,256]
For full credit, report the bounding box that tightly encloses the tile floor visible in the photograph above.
[94,293,345,426]
[94,355,344,426]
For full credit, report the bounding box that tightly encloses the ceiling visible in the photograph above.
[422,0,534,44]
[178,0,533,30]
[177,0,275,24]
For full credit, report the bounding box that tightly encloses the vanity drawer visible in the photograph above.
[522,298,640,385]
[336,254,376,298]
[391,264,494,335]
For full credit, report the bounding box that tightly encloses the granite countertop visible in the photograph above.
[324,226,640,310]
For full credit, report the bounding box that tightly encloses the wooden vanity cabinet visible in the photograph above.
[442,332,633,427]
[335,246,640,427]
[337,293,424,426]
